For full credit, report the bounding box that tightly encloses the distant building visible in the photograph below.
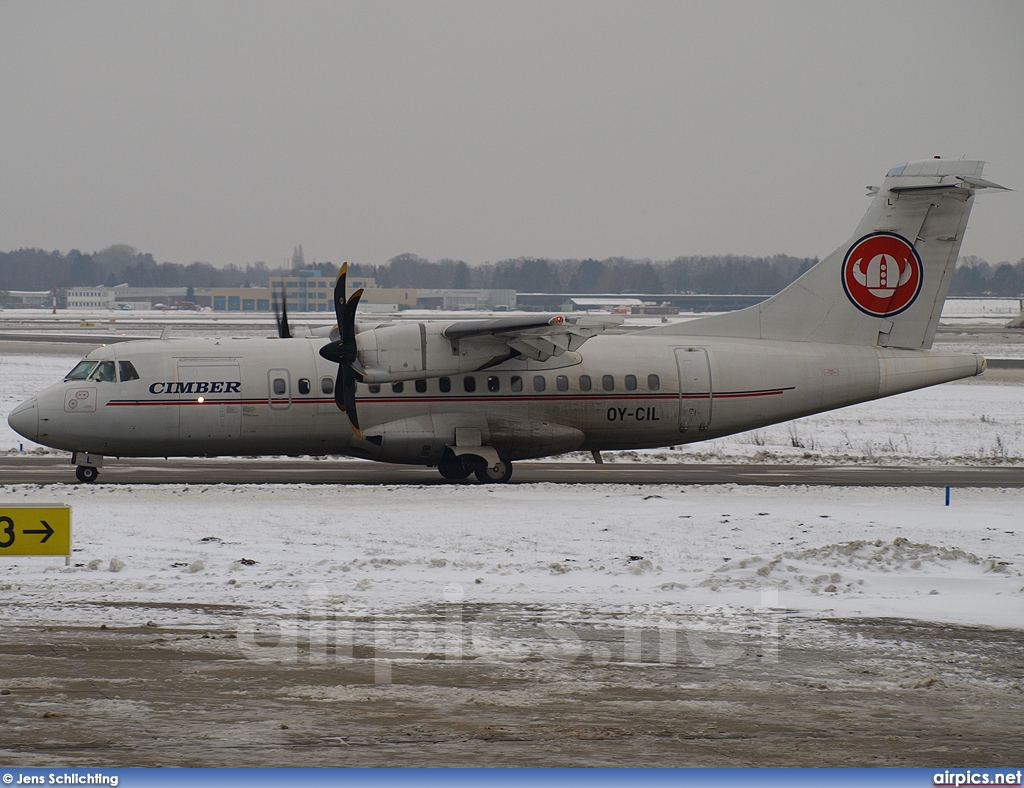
[566,296,645,312]
[269,271,378,312]
[360,287,416,309]
[416,289,516,310]
[108,285,192,308]
[211,273,415,312]
[210,286,273,312]
[2,290,54,308]
[57,285,196,310]
[65,287,116,309]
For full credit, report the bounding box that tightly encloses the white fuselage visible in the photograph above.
[11,333,985,466]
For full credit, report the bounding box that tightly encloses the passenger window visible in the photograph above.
[118,361,140,382]
[321,377,334,394]
[556,375,568,391]
[273,378,287,396]
[487,376,500,392]
[65,360,98,381]
[90,361,116,383]
[369,383,381,393]
[602,375,614,391]
[579,375,592,391]
[415,379,427,393]
[533,375,546,392]
[298,378,311,395]
[463,376,476,393]
[625,374,637,391]
[392,381,404,393]
[439,377,451,393]
[511,376,523,392]
[648,374,660,391]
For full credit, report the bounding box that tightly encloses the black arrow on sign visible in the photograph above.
[22,520,54,543]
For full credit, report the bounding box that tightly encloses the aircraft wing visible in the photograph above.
[443,314,622,361]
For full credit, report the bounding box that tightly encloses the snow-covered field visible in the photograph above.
[1,483,1021,639]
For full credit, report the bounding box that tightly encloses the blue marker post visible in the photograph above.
[945,486,951,506]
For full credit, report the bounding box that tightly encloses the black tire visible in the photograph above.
[474,456,513,484]
[438,458,473,480]
[76,465,99,483]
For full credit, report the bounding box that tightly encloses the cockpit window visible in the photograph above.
[118,361,141,382]
[89,360,117,382]
[65,360,98,380]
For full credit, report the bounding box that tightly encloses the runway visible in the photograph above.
[1,454,1021,486]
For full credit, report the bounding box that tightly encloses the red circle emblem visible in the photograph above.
[841,232,923,317]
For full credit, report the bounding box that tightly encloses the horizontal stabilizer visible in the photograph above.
[957,175,1010,191]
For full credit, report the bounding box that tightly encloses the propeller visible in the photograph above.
[273,287,292,339]
[318,262,365,438]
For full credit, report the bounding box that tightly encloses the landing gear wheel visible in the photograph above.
[474,457,513,484]
[76,465,99,483]
[438,458,473,480]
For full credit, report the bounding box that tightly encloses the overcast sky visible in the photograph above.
[1,1,1021,269]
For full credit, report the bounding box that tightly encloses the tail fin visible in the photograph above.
[655,159,1006,349]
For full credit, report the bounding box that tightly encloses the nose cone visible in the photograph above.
[8,398,39,441]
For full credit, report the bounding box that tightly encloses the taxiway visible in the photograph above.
[1,455,1022,487]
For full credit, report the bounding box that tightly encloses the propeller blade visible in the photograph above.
[344,288,363,344]
[333,262,349,321]
[321,261,362,437]
[334,365,348,411]
[274,289,292,339]
[336,366,362,438]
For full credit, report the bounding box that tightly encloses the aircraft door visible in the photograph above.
[675,347,712,433]
[268,368,291,410]
[177,361,242,440]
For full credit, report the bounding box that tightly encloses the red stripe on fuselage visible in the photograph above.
[104,387,793,408]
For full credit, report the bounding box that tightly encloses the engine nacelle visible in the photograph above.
[355,322,511,383]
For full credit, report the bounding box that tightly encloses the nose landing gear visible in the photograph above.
[72,451,103,483]
[75,465,99,483]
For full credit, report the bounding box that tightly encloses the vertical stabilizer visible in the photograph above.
[652,159,1006,349]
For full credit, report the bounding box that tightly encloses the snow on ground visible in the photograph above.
[0,484,1021,637]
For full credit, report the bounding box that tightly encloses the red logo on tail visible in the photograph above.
[842,232,923,317]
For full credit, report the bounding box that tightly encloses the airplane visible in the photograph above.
[7,158,1008,484]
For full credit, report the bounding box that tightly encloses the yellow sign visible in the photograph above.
[0,505,72,557]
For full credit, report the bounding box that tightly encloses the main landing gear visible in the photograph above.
[437,450,514,484]
[473,456,513,484]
